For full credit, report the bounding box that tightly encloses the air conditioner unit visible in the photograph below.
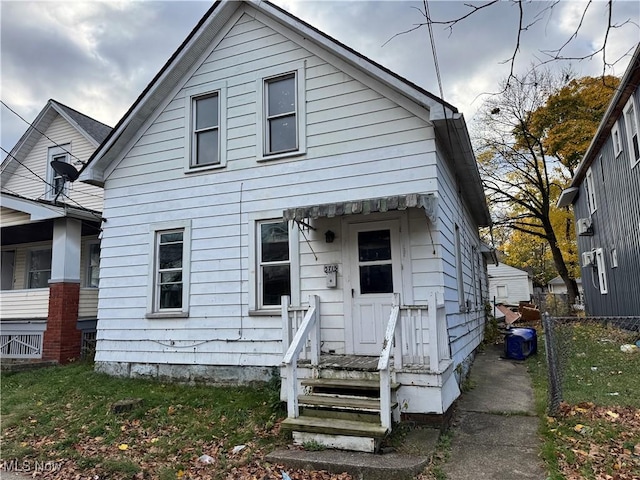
[581,250,595,267]
[577,217,593,236]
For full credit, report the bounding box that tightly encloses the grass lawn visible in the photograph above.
[0,363,349,479]
[527,321,640,480]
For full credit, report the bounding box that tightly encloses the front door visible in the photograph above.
[348,220,403,355]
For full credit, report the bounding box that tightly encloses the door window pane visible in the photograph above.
[358,230,391,261]
[359,264,393,294]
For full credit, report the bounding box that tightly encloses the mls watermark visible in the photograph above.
[1,458,62,473]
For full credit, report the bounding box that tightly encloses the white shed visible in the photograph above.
[488,262,533,305]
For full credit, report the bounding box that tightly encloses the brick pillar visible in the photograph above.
[43,282,82,364]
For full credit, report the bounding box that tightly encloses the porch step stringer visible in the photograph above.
[281,376,400,453]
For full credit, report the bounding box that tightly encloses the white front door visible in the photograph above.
[347,220,403,355]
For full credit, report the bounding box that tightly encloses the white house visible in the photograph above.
[548,276,583,297]
[80,0,492,452]
[1,99,109,363]
[487,262,533,305]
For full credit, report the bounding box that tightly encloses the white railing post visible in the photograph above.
[378,292,400,431]
[309,294,320,366]
[282,295,291,355]
[282,295,320,419]
[428,291,440,372]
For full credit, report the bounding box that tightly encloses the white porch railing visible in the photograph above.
[0,321,46,359]
[282,295,320,419]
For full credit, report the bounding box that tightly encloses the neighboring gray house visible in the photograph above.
[487,262,533,305]
[558,43,640,316]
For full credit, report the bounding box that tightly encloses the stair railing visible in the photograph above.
[282,294,320,419]
[377,292,401,430]
[427,290,449,372]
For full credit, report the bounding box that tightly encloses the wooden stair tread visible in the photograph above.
[301,378,400,390]
[298,394,397,411]
[281,415,388,437]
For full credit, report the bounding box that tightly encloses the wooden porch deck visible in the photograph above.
[298,354,379,371]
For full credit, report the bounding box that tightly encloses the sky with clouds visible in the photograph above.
[1,0,638,159]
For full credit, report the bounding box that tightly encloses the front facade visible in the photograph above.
[558,43,640,316]
[0,100,109,362]
[487,262,533,305]
[81,0,491,449]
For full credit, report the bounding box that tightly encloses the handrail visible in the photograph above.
[282,295,320,419]
[378,292,400,431]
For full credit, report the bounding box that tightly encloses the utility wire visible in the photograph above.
[1,100,87,166]
[423,0,445,101]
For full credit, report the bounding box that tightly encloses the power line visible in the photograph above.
[1,100,87,166]
[423,0,445,101]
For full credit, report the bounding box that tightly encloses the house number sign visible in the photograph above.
[324,265,338,273]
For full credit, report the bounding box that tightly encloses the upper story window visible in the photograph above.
[612,122,622,157]
[585,166,597,214]
[623,96,639,167]
[28,249,52,289]
[184,82,227,172]
[46,144,71,200]
[265,74,297,154]
[256,62,306,161]
[192,93,219,166]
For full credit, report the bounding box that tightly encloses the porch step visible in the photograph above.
[281,415,388,438]
[301,378,400,395]
[298,394,398,412]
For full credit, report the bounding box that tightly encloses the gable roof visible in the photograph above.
[0,99,112,181]
[558,43,640,206]
[80,0,490,226]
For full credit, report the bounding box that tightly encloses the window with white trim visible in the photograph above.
[46,144,71,200]
[623,96,640,167]
[86,243,100,288]
[184,82,227,171]
[258,220,291,308]
[496,285,507,299]
[612,122,622,157]
[27,249,52,289]
[585,166,597,214]
[147,221,191,317]
[256,62,306,161]
[454,224,465,308]
[594,247,608,294]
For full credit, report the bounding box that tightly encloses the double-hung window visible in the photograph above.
[147,220,191,317]
[258,220,291,308]
[585,167,597,214]
[623,96,640,167]
[192,93,219,166]
[87,243,100,288]
[256,62,306,160]
[594,248,608,294]
[28,249,52,289]
[47,144,71,200]
[612,122,622,157]
[184,82,227,171]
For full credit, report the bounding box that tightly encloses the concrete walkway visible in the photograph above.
[442,343,547,480]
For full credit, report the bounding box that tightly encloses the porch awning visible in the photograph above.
[283,193,437,224]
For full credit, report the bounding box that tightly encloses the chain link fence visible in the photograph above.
[542,314,640,415]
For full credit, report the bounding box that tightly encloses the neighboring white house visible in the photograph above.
[0,99,109,363]
[487,262,533,305]
[548,276,583,297]
[80,0,492,452]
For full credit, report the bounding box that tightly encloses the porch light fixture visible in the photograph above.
[325,230,335,243]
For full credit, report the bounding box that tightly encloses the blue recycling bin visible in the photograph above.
[504,327,537,360]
